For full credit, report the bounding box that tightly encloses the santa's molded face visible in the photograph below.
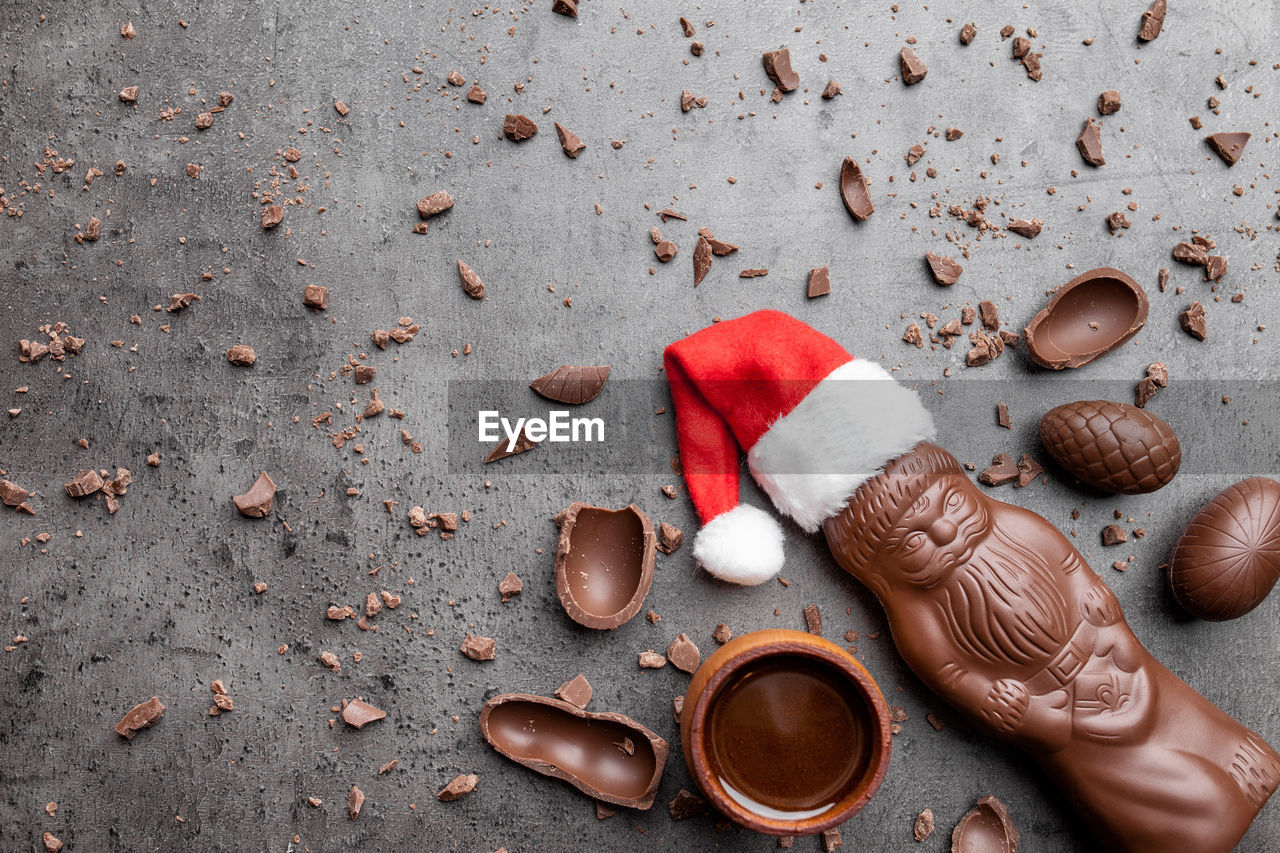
[878,475,990,588]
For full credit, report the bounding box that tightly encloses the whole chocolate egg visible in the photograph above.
[1038,400,1180,494]
[1169,477,1280,621]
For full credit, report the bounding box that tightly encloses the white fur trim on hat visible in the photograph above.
[693,503,785,585]
[748,359,935,533]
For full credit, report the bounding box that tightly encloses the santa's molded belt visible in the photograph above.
[1026,626,1090,695]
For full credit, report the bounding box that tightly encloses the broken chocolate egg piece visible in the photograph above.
[233,471,277,518]
[530,365,611,405]
[952,794,1019,853]
[479,693,669,809]
[1023,267,1148,370]
[554,502,656,629]
[1169,477,1280,621]
[1039,400,1180,494]
[839,157,874,221]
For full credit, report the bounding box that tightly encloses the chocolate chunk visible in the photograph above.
[979,453,1019,487]
[905,144,925,166]
[1024,267,1147,369]
[260,204,283,230]
[1007,218,1042,238]
[1105,210,1132,233]
[1102,524,1128,546]
[1173,241,1209,265]
[693,236,713,286]
[914,808,935,841]
[303,284,329,310]
[481,693,669,809]
[1206,132,1249,166]
[1039,400,1180,494]
[555,674,593,709]
[65,470,103,498]
[457,259,485,299]
[668,789,708,820]
[960,22,977,44]
[342,698,386,729]
[925,252,963,285]
[530,365,611,405]
[1170,478,1280,621]
[839,157,874,221]
[503,114,538,141]
[666,633,701,674]
[555,502,656,629]
[1015,454,1043,488]
[554,122,586,158]
[499,571,523,602]
[1076,118,1105,166]
[1181,301,1207,340]
[656,521,683,554]
[460,633,497,661]
[807,266,831,298]
[114,696,165,739]
[417,190,454,219]
[438,773,479,801]
[484,427,538,462]
[0,479,29,507]
[821,80,842,99]
[552,0,578,17]
[1138,0,1166,40]
[226,345,256,366]
[233,471,276,518]
[899,46,927,85]
[346,786,364,820]
[655,241,678,262]
[638,650,667,668]
[803,603,823,635]
[997,403,1012,429]
[952,795,1019,853]
[762,47,800,93]
[1098,90,1122,115]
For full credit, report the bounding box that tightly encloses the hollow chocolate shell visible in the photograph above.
[1023,267,1148,369]
[681,629,892,836]
[479,693,669,809]
[1039,400,1180,494]
[1170,477,1280,621]
[554,502,656,629]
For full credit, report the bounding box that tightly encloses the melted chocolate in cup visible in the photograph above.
[682,629,892,836]
[554,503,656,629]
[707,655,872,820]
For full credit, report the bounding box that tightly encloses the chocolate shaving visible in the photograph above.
[839,157,874,221]
[530,364,611,405]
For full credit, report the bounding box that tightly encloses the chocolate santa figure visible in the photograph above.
[664,311,1279,852]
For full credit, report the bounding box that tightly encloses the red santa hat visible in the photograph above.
[663,310,935,585]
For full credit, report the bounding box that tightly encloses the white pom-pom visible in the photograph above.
[693,504,785,585]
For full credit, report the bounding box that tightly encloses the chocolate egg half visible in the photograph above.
[1038,400,1180,494]
[1170,477,1280,621]
[1024,267,1148,369]
[554,502,656,629]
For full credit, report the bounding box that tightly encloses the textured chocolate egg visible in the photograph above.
[1038,400,1180,494]
[1170,478,1280,621]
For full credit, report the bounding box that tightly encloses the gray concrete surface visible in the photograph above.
[1,0,1278,850]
